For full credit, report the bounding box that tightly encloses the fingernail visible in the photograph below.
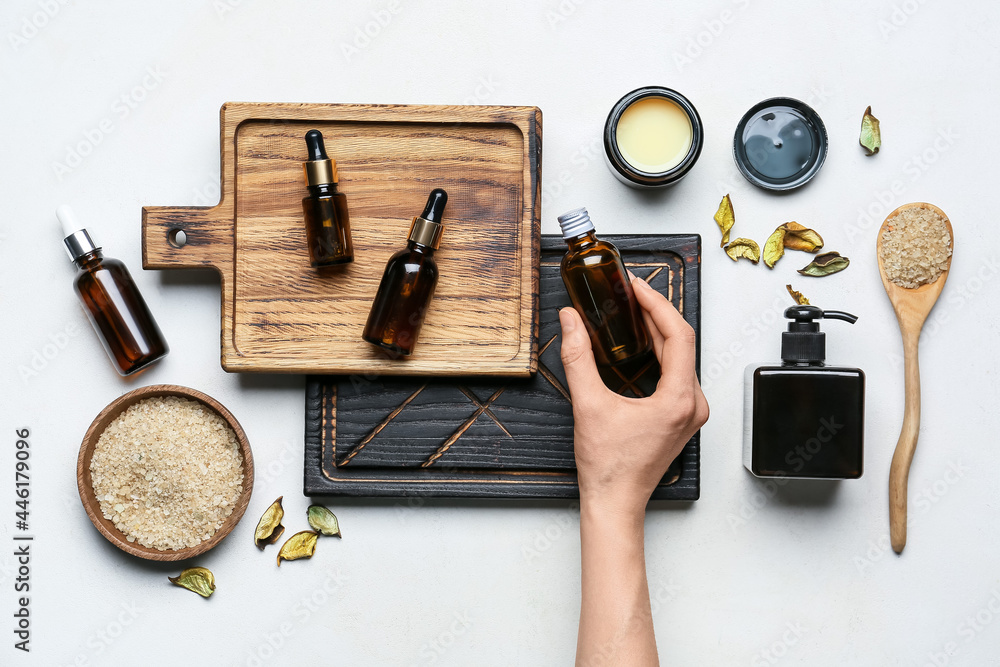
[633,276,652,290]
[559,308,576,333]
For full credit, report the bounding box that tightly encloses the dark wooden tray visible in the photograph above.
[304,234,701,499]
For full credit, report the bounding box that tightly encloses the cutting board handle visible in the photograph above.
[142,205,233,274]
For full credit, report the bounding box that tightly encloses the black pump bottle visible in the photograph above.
[743,306,865,479]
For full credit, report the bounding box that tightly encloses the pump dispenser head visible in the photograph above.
[781,305,858,363]
[303,130,338,186]
[57,205,99,261]
[407,189,448,249]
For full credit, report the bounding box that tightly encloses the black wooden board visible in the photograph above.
[304,234,701,499]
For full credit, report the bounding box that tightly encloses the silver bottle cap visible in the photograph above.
[557,207,595,240]
[63,229,99,261]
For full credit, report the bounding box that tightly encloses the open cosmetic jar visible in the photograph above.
[604,86,703,188]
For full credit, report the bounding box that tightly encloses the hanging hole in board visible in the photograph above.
[168,228,187,248]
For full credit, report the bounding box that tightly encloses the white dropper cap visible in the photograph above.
[57,204,84,238]
[57,205,98,261]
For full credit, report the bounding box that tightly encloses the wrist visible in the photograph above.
[579,487,647,526]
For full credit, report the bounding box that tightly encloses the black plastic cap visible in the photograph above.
[420,188,448,223]
[781,306,858,363]
[733,97,828,192]
[305,130,328,161]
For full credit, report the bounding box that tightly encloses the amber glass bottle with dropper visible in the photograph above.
[362,189,448,357]
[302,129,353,266]
[559,207,651,365]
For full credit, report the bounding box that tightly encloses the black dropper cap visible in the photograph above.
[408,189,448,249]
[305,130,328,161]
[781,305,858,363]
[420,188,448,223]
[303,130,337,186]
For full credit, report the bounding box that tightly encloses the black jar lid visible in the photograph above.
[733,97,828,191]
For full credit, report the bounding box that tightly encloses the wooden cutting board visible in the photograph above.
[304,234,701,500]
[142,102,541,377]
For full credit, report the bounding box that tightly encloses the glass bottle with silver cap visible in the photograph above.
[58,205,168,375]
[558,207,651,366]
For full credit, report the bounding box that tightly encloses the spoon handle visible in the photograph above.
[889,328,922,553]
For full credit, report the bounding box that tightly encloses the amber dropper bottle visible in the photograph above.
[58,206,168,375]
[302,129,353,267]
[558,207,651,365]
[362,189,448,357]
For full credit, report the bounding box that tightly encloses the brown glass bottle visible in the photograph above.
[362,189,447,357]
[558,208,651,366]
[58,206,168,375]
[302,129,353,267]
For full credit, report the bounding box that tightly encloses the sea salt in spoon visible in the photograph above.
[877,202,954,554]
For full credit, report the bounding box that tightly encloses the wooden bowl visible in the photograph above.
[77,384,254,561]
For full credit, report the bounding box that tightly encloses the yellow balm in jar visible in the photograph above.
[604,87,703,188]
[616,97,693,172]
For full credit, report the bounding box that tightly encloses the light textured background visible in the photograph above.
[3,1,999,665]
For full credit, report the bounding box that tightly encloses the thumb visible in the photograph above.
[558,308,606,401]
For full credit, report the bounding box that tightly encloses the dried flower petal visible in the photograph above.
[254,497,285,550]
[763,227,786,268]
[780,222,824,253]
[786,284,810,305]
[307,505,342,538]
[714,194,735,247]
[277,531,319,566]
[168,567,216,598]
[724,238,760,264]
[798,251,851,277]
[860,105,881,156]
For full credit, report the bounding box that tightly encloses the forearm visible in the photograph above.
[576,496,658,667]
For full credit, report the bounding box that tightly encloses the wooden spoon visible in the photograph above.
[876,202,954,554]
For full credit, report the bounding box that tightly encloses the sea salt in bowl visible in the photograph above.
[77,385,254,561]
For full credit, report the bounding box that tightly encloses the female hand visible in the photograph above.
[559,275,709,515]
